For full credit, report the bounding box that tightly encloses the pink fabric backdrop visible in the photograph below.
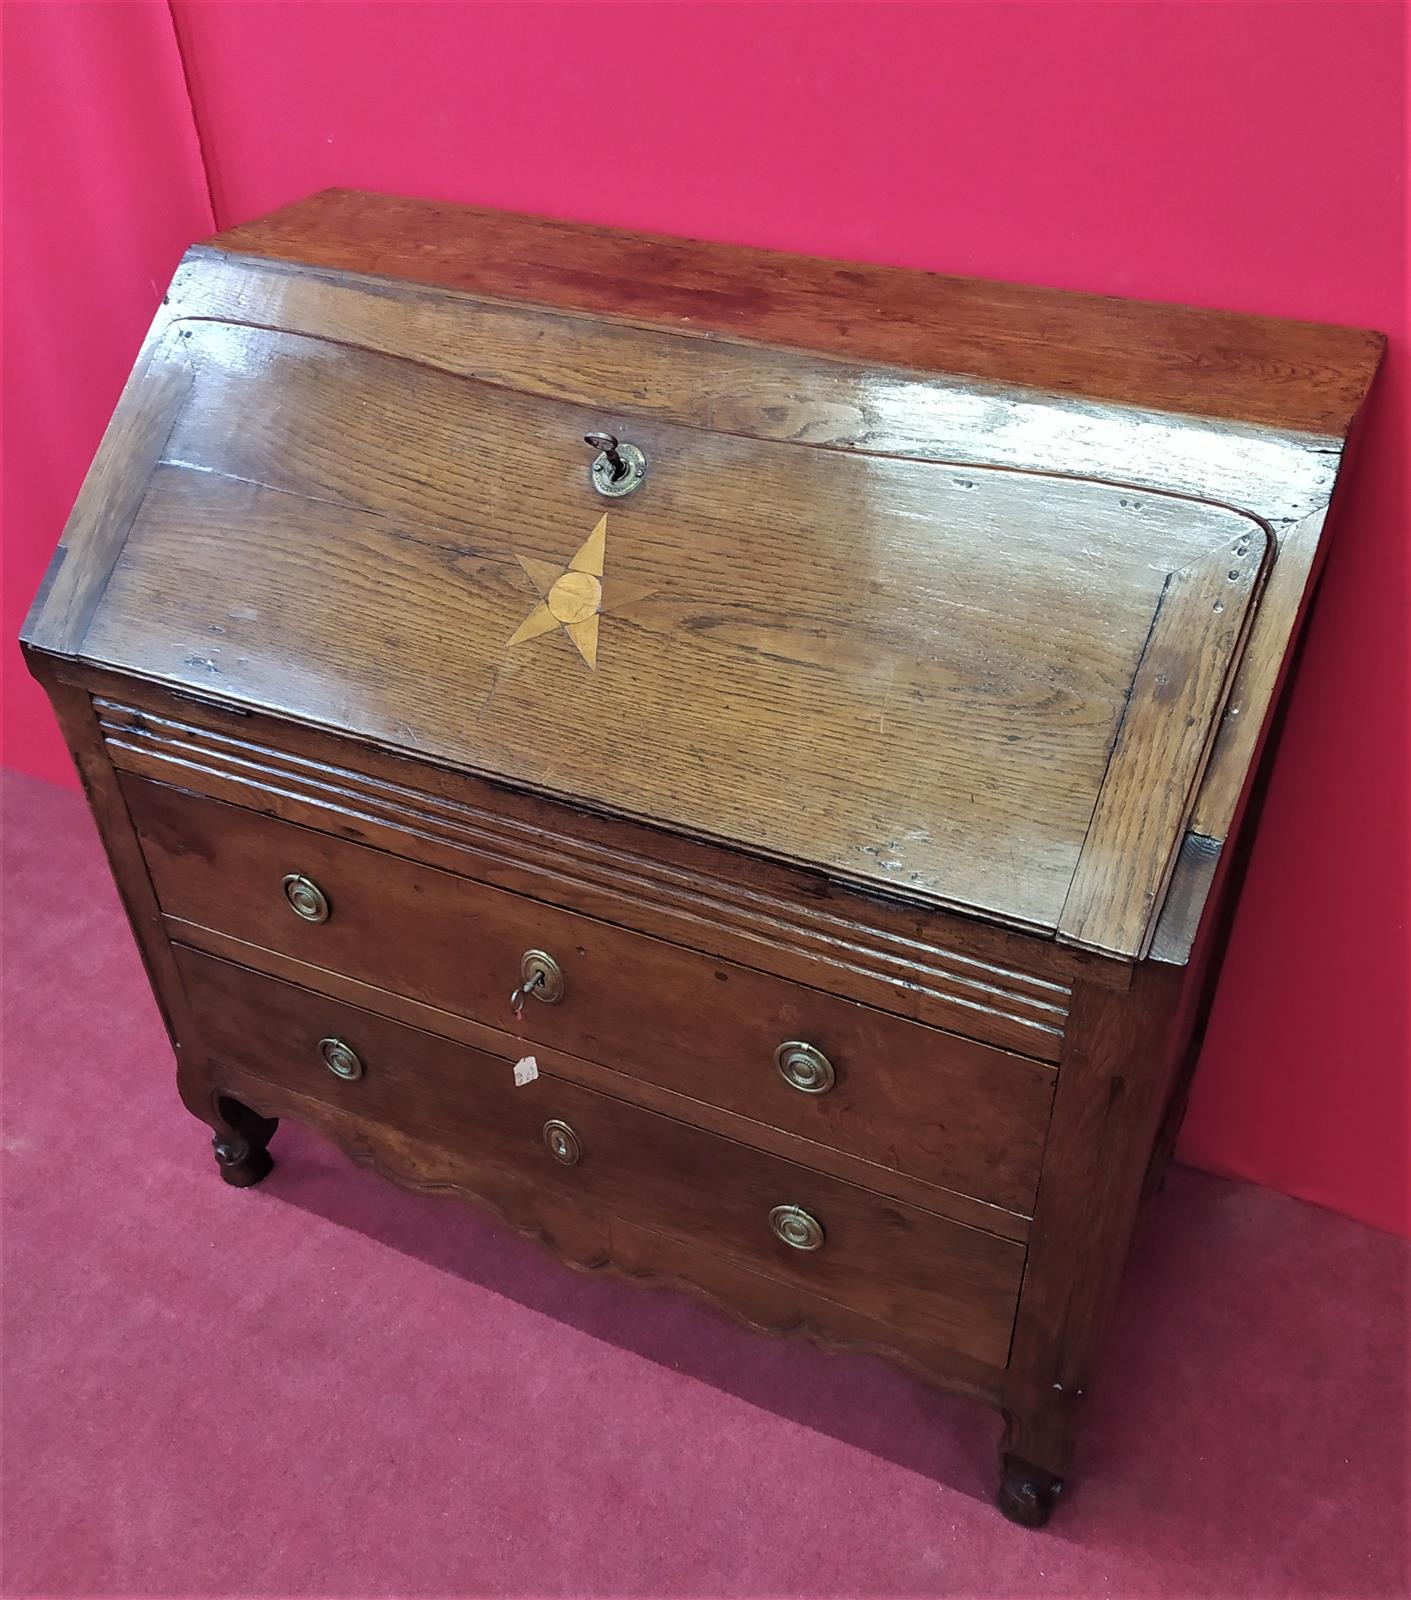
[3,0,213,780]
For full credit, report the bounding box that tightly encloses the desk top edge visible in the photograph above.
[206,187,1385,441]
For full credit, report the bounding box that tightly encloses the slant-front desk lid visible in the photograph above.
[24,191,1383,961]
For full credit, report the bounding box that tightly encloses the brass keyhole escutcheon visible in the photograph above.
[543,1119,581,1166]
[282,872,330,923]
[319,1036,363,1081]
[584,432,647,499]
[775,1041,835,1094]
[770,1204,825,1251]
[519,950,565,1005]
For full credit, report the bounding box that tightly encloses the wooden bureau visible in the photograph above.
[21,191,1382,1525]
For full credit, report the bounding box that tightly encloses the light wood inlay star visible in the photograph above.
[508,513,626,668]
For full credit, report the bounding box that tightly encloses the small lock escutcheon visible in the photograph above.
[516,949,565,1007]
[584,432,647,499]
[543,1119,582,1166]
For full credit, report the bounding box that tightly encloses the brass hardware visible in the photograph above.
[584,432,647,499]
[769,1203,825,1251]
[282,872,330,923]
[775,1041,835,1095]
[512,950,564,1015]
[318,1036,363,1081]
[543,1119,581,1165]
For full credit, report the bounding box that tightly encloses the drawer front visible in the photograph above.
[176,945,1024,1367]
[126,776,1055,1213]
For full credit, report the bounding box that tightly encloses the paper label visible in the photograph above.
[513,1055,539,1086]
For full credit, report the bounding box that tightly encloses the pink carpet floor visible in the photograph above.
[2,766,1406,1598]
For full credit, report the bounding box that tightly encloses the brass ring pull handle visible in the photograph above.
[319,1036,363,1081]
[775,1041,835,1095]
[584,431,647,499]
[282,872,330,923]
[511,949,565,1015]
[770,1204,825,1251]
[543,1119,582,1166]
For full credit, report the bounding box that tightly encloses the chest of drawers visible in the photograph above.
[21,190,1382,1525]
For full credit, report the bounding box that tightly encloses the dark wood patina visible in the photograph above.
[22,191,1383,1525]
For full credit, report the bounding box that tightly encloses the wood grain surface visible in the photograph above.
[211,189,1383,439]
[125,775,1057,1213]
[85,671,1102,1043]
[80,319,1268,954]
[176,944,1026,1368]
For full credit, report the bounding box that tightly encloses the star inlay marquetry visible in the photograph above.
[506,513,651,668]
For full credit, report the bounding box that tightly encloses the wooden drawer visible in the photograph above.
[175,944,1024,1367]
[126,775,1056,1213]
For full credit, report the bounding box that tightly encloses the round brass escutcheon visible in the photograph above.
[770,1203,825,1251]
[282,873,330,923]
[319,1036,363,1081]
[774,1040,836,1095]
[543,1119,581,1166]
[520,949,565,1005]
[585,435,647,499]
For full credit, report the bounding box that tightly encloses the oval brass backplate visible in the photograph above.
[770,1203,825,1251]
[520,949,565,1005]
[774,1041,836,1094]
[282,872,330,923]
[318,1036,363,1081]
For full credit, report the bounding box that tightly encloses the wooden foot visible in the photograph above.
[210,1095,278,1188]
[996,1402,1071,1527]
[996,1453,1064,1527]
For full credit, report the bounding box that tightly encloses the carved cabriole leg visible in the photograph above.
[173,1030,281,1188]
[209,1092,279,1187]
[998,961,1188,1525]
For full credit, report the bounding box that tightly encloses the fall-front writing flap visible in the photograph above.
[57,319,1269,959]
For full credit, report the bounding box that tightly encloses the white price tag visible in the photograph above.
[513,1055,539,1086]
